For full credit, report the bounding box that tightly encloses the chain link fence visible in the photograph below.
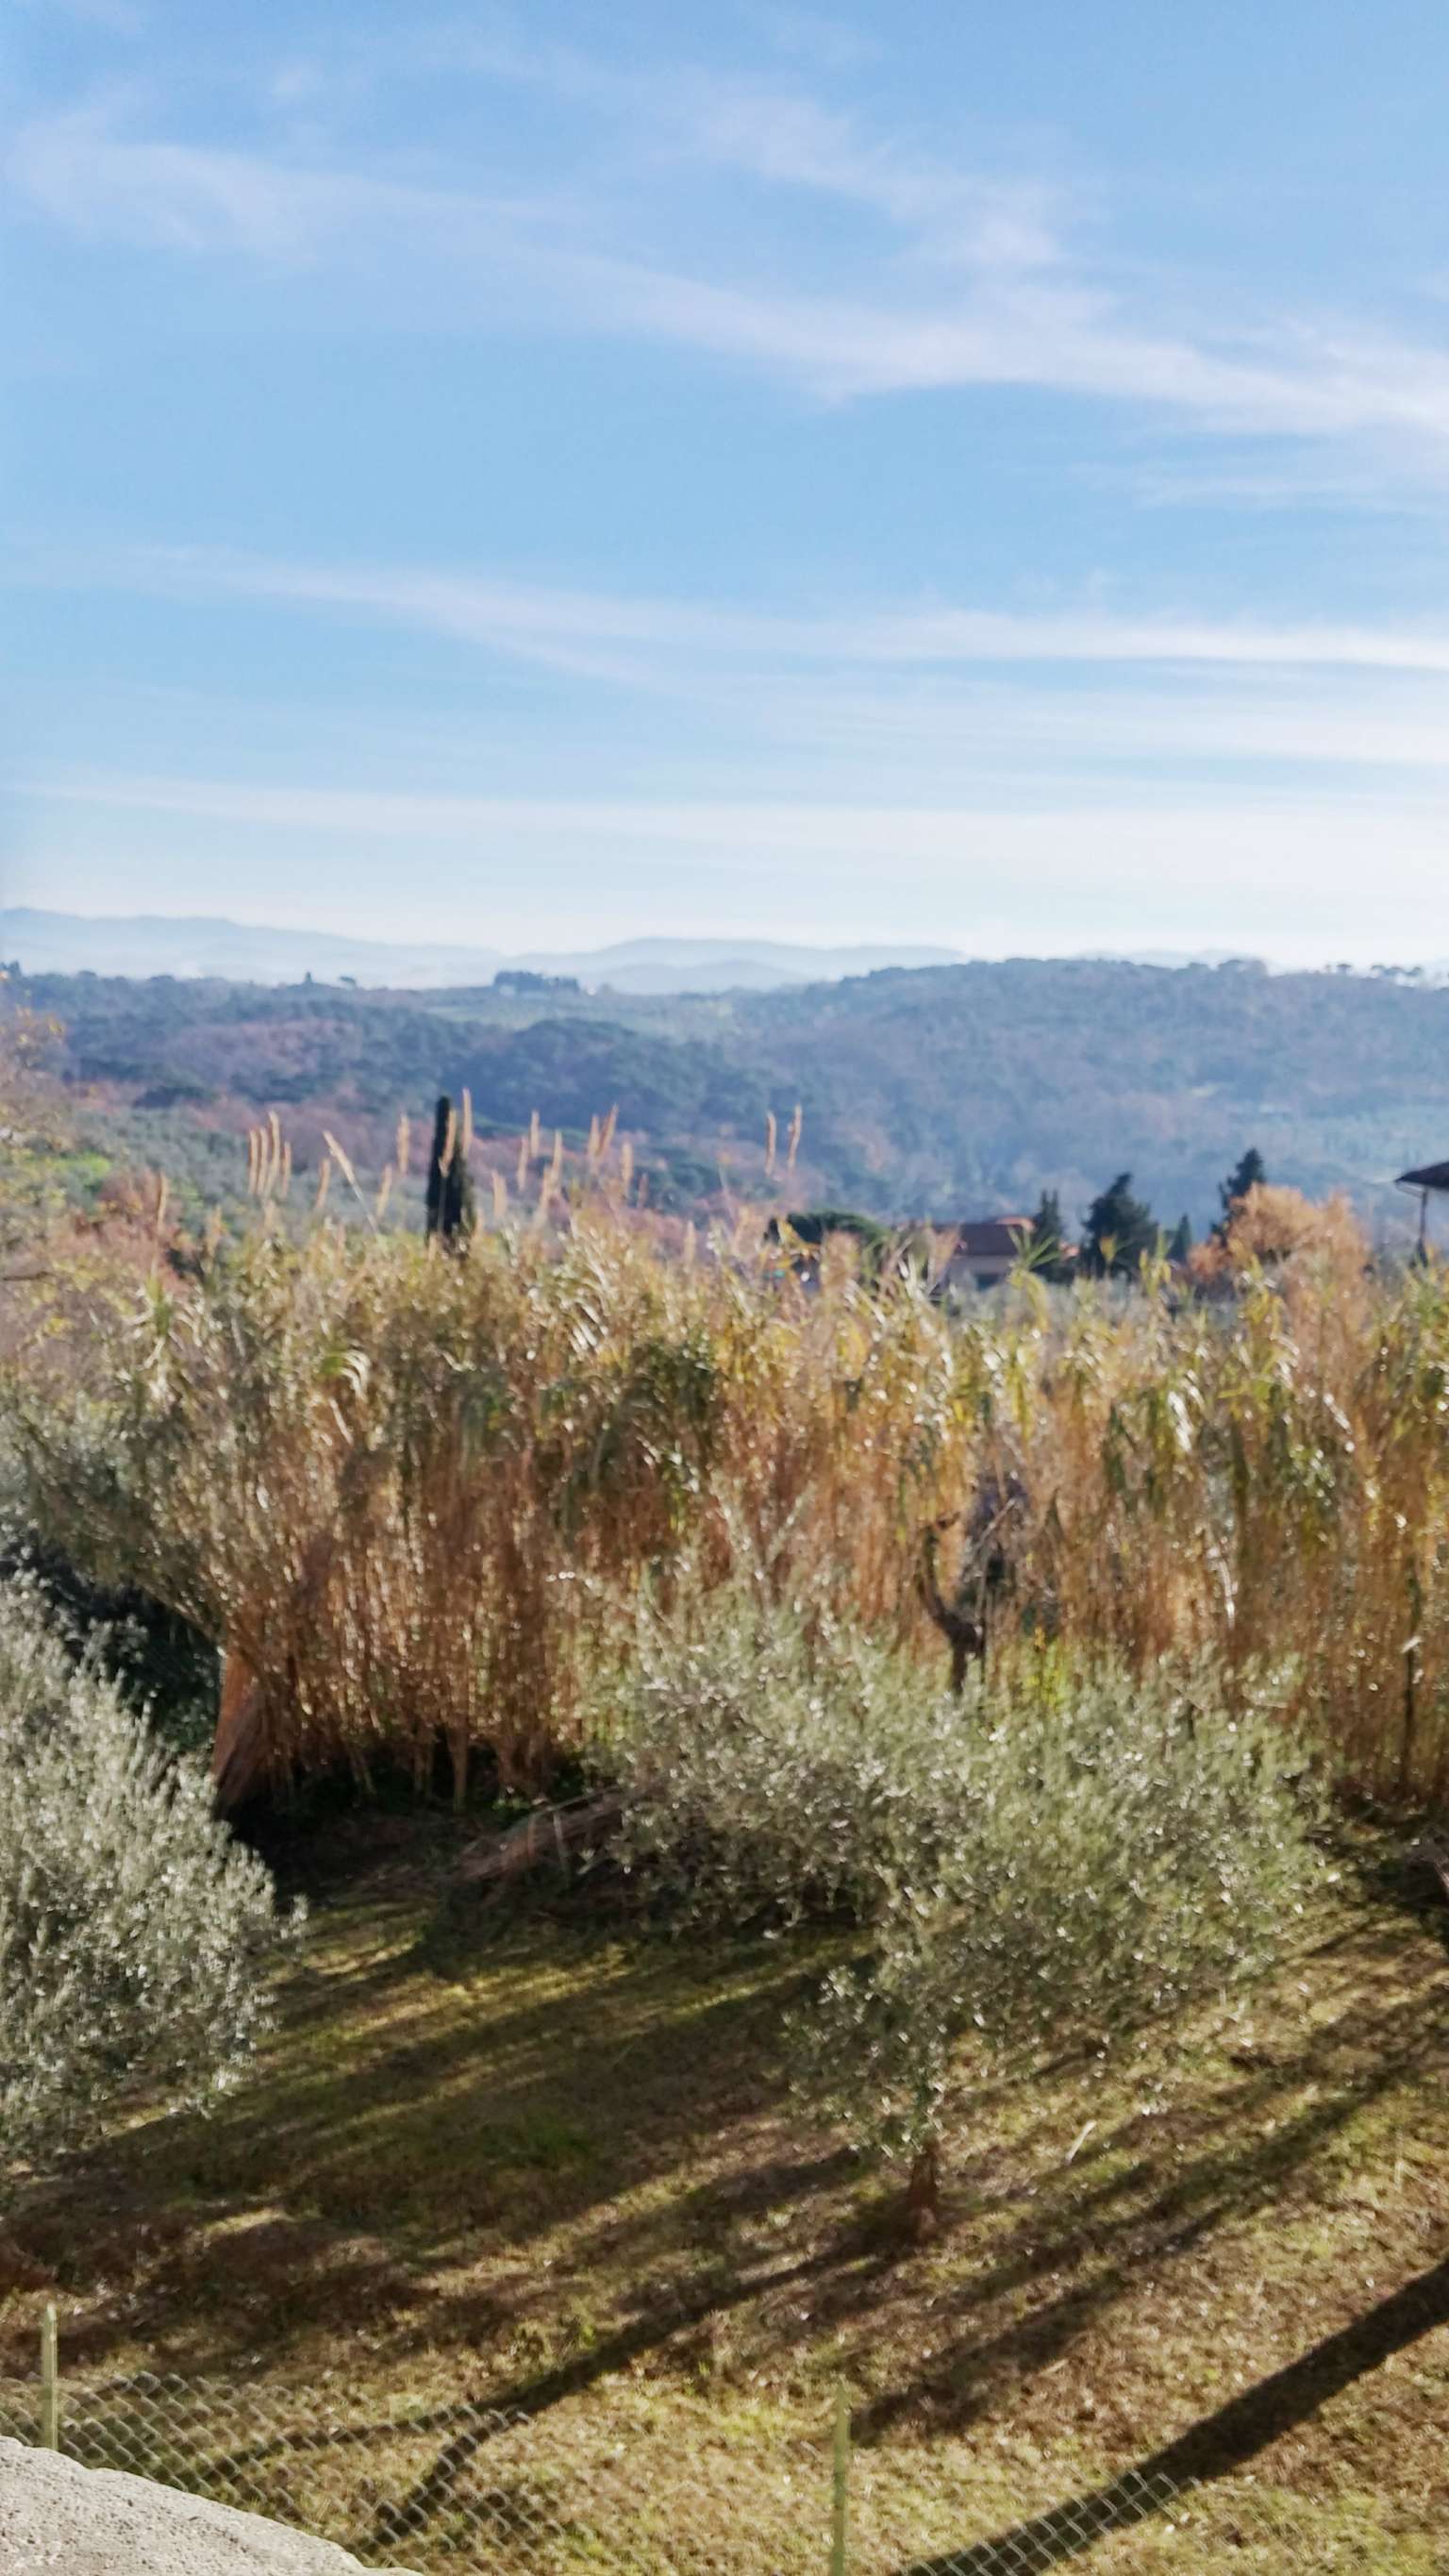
[0,2354,1434,2571]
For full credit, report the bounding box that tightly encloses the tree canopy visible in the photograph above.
[1082,1171,1159,1276]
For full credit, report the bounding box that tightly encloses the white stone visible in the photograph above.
[0,2438,420,2575]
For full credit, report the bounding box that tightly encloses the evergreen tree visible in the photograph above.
[1082,1171,1158,1277]
[1215,1146,1266,1242]
[1221,1146,1266,1213]
[425,1094,476,1247]
[1025,1187,1071,1282]
[1168,1213,1193,1265]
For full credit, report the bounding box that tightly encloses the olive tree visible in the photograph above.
[603,1570,958,1924]
[789,1667,1323,2230]
[0,1581,296,2199]
[601,1574,1324,2233]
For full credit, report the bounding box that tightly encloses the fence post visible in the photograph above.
[40,2304,59,2452]
[830,2382,850,2576]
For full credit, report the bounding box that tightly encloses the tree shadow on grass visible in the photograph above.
[900,2250,1449,2571]
[8,1865,1448,2451]
[348,2205,1449,2563]
[358,2232,875,2557]
[840,1931,1449,2442]
[1,1911,841,2371]
[328,1940,1449,2555]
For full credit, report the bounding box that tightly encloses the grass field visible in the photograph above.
[4,1814,1449,2569]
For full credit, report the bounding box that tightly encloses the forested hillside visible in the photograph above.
[17,957,1449,1232]
[736,958,1449,1227]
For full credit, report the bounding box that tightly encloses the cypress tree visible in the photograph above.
[425,1094,476,1248]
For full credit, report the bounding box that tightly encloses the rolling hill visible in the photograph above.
[14,952,1449,1239]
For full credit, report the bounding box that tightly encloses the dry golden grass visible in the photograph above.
[19,1178,1449,1805]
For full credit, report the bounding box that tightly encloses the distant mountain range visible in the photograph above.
[8,912,1441,997]
[0,911,964,995]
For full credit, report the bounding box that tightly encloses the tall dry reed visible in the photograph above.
[13,1183,1449,1803]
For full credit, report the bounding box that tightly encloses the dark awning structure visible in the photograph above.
[1396,1161,1449,1255]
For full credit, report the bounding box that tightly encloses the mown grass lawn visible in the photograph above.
[3,1815,1448,2569]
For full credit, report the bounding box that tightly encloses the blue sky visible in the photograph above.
[9,0,1449,959]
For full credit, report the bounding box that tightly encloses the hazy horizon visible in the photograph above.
[5,902,1436,987]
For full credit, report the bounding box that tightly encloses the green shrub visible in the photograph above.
[600,1575,1326,2224]
[0,1582,296,2198]
[792,1661,1324,2202]
[599,1566,973,1924]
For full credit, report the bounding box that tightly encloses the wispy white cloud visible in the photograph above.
[25,769,1448,854]
[31,538,1449,680]
[558,61,1062,269]
[349,27,1061,272]
[773,672,1449,778]
[27,541,1449,794]
[3,100,558,260]
[14,86,1449,446]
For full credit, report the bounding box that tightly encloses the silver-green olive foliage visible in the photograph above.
[605,1575,1324,2172]
[0,1583,297,2197]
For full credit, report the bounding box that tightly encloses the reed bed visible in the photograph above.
[11,1179,1449,1805]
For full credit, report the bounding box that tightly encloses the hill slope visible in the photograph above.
[736,958,1449,1225]
[16,958,1449,1231]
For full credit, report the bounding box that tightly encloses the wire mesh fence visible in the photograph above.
[0,2349,1435,2572]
